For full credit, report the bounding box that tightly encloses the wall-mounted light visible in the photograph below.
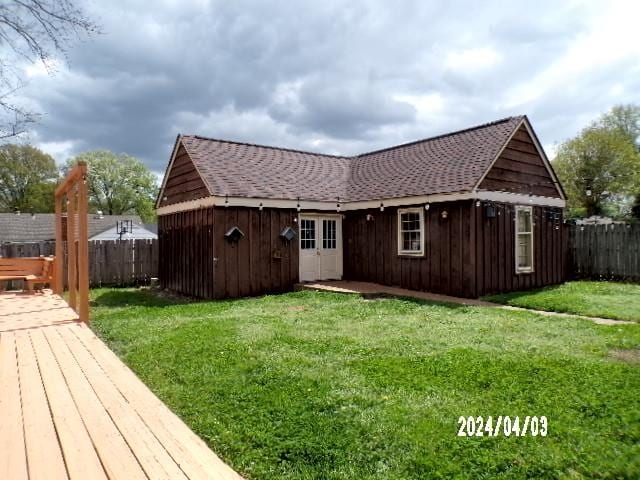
[296,196,301,212]
[441,210,448,219]
[586,187,592,197]
[475,200,481,207]
[336,197,341,212]
[485,203,497,218]
[366,214,374,221]
[379,202,384,212]
[224,195,229,207]
[258,202,263,211]
[424,203,430,211]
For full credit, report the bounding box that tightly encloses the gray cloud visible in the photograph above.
[13,0,640,173]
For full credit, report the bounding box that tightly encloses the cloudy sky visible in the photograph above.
[15,0,640,176]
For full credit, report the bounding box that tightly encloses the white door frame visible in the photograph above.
[298,213,343,282]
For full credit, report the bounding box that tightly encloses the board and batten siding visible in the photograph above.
[343,200,567,298]
[478,126,561,199]
[343,201,476,297]
[158,145,209,207]
[159,206,299,298]
[472,202,567,296]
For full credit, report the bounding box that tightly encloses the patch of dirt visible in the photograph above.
[609,349,640,364]
[147,287,199,302]
[361,293,394,301]
[287,305,308,312]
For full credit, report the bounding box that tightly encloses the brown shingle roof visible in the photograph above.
[177,116,525,202]
[181,137,351,202]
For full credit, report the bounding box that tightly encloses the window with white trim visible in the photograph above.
[515,206,533,273]
[397,208,424,256]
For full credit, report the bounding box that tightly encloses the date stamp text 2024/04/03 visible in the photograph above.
[457,416,548,437]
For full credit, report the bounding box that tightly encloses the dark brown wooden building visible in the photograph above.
[157,115,567,299]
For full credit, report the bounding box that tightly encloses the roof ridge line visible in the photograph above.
[355,115,524,159]
[184,115,524,161]
[186,135,350,160]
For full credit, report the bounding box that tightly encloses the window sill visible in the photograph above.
[397,251,425,257]
[515,268,534,274]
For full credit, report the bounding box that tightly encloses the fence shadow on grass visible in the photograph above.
[91,287,196,308]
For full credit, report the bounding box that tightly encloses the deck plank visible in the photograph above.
[14,330,69,480]
[43,325,149,480]
[58,324,189,480]
[70,324,243,480]
[0,332,29,480]
[29,329,109,480]
[0,291,243,480]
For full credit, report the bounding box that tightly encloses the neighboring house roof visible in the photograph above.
[143,223,158,235]
[160,115,563,208]
[575,216,625,225]
[89,223,157,241]
[0,213,143,243]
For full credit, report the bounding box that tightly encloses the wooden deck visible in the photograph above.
[0,291,243,480]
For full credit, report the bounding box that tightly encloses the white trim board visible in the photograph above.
[156,191,565,216]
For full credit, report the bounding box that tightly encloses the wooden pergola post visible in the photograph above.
[67,184,77,311]
[55,161,90,323]
[54,195,64,295]
[77,166,89,323]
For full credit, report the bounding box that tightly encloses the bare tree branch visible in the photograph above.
[0,0,99,139]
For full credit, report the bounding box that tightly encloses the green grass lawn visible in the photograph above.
[90,288,640,479]
[484,281,640,322]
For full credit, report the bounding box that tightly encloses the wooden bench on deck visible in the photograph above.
[0,257,55,292]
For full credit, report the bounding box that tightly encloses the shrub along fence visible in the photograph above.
[0,239,158,287]
[568,224,640,282]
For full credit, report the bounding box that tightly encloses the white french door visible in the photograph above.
[299,215,343,282]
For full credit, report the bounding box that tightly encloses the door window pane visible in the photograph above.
[300,219,316,249]
[322,219,337,249]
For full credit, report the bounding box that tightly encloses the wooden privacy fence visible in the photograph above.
[569,224,640,281]
[0,239,158,287]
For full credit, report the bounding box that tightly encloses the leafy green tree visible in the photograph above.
[598,104,640,148]
[0,144,58,212]
[554,126,639,217]
[597,104,640,220]
[66,150,157,223]
[554,104,640,219]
